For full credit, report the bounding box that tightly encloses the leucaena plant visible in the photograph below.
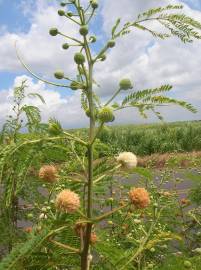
[5,1,201,269]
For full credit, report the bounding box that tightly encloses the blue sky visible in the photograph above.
[0,0,201,128]
[0,0,103,90]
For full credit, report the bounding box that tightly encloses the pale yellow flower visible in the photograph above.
[116,152,138,169]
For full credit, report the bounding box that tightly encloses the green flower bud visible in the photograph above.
[153,203,158,208]
[79,25,89,36]
[89,35,97,43]
[150,248,155,253]
[133,219,141,224]
[41,207,47,213]
[27,213,33,219]
[70,81,80,91]
[62,43,70,50]
[85,108,90,117]
[108,220,113,225]
[91,0,98,9]
[74,52,85,65]
[60,2,67,7]
[119,78,133,90]
[49,28,59,36]
[147,264,154,269]
[67,12,73,17]
[100,54,106,61]
[85,108,98,118]
[184,261,192,269]
[58,10,65,16]
[98,107,115,123]
[107,39,116,48]
[54,70,64,79]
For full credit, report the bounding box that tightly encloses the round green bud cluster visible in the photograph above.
[98,107,115,123]
[147,264,154,269]
[184,261,192,269]
[89,36,97,43]
[74,52,85,65]
[79,25,89,36]
[107,39,116,48]
[91,0,98,9]
[62,43,69,50]
[49,28,59,36]
[60,2,67,7]
[70,81,80,91]
[54,70,64,79]
[85,108,91,118]
[119,78,133,90]
[85,108,98,118]
[58,10,65,16]
[27,213,33,219]
[100,54,106,61]
[67,12,73,17]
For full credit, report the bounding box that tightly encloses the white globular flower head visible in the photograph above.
[116,152,138,169]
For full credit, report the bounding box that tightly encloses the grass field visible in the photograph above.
[96,120,201,156]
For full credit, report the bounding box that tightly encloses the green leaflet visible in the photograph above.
[0,227,52,270]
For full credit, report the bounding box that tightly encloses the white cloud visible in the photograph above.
[0,75,88,129]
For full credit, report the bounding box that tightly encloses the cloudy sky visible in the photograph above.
[0,0,201,129]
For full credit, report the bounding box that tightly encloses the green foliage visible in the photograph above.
[189,183,201,205]
[1,80,45,142]
[155,255,201,270]
[113,4,201,43]
[0,227,52,270]
[98,121,201,156]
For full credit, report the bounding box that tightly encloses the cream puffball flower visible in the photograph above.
[116,152,137,169]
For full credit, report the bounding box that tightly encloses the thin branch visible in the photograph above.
[64,14,81,25]
[94,204,128,222]
[114,104,169,111]
[63,131,87,146]
[59,32,83,45]
[105,88,121,106]
[91,123,104,145]
[93,164,121,184]
[50,239,80,254]
[15,43,70,88]
[86,9,96,24]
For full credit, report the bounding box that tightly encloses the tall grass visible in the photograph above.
[98,121,201,156]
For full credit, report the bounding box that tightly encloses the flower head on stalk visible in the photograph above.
[55,189,80,213]
[129,187,150,209]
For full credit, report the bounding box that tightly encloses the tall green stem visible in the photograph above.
[81,59,95,270]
